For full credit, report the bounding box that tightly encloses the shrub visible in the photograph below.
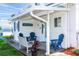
[0,27,2,31]
[73,49,79,54]
[1,35,14,39]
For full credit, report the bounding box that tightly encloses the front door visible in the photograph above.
[35,21,46,42]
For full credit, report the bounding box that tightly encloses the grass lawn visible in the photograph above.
[0,44,23,56]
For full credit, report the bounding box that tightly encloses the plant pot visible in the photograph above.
[73,52,79,56]
[75,53,79,56]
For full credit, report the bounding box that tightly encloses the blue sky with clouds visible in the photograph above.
[0,3,65,20]
[0,3,31,20]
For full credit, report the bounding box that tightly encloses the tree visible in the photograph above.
[0,26,2,30]
[0,26,2,34]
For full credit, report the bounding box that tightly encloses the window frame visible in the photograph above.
[54,17,62,27]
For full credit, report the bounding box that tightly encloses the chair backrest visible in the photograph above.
[29,32,36,41]
[30,32,35,37]
[19,33,23,37]
[57,34,64,45]
[18,33,28,47]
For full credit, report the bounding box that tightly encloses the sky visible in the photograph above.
[0,3,31,31]
[0,3,31,20]
[0,20,11,29]
[0,3,65,20]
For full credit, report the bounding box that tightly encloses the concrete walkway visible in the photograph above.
[50,52,70,56]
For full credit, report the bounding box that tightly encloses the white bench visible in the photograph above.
[18,36,33,54]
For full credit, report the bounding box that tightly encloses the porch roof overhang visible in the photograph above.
[11,6,69,21]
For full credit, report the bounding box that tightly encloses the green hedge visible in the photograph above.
[0,35,14,39]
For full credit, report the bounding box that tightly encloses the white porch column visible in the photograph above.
[69,4,77,48]
[76,4,79,48]
[62,4,77,49]
[46,13,50,55]
[63,11,70,48]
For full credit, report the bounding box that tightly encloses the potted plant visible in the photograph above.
[72,49,79,56]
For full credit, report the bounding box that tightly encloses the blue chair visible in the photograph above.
[27,32,37,41]
[50,34,64,50]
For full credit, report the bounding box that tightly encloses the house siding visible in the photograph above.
[12,4,77,48]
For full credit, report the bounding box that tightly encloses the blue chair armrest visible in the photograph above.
[50,39,58,46]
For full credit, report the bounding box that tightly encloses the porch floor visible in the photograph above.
[8,39,64,56]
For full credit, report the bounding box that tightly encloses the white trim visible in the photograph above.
[33,6,69,11]
[30,11,47,23]
[11,6,69,20]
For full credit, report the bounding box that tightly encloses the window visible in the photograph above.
[45,23,47,38]
[22,23,33,26]
[54,17,61,27]
[14,22,16,31]
[42,24,44,34]
[17,21,20,32]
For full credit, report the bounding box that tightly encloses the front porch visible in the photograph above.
[8,39,64,56]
